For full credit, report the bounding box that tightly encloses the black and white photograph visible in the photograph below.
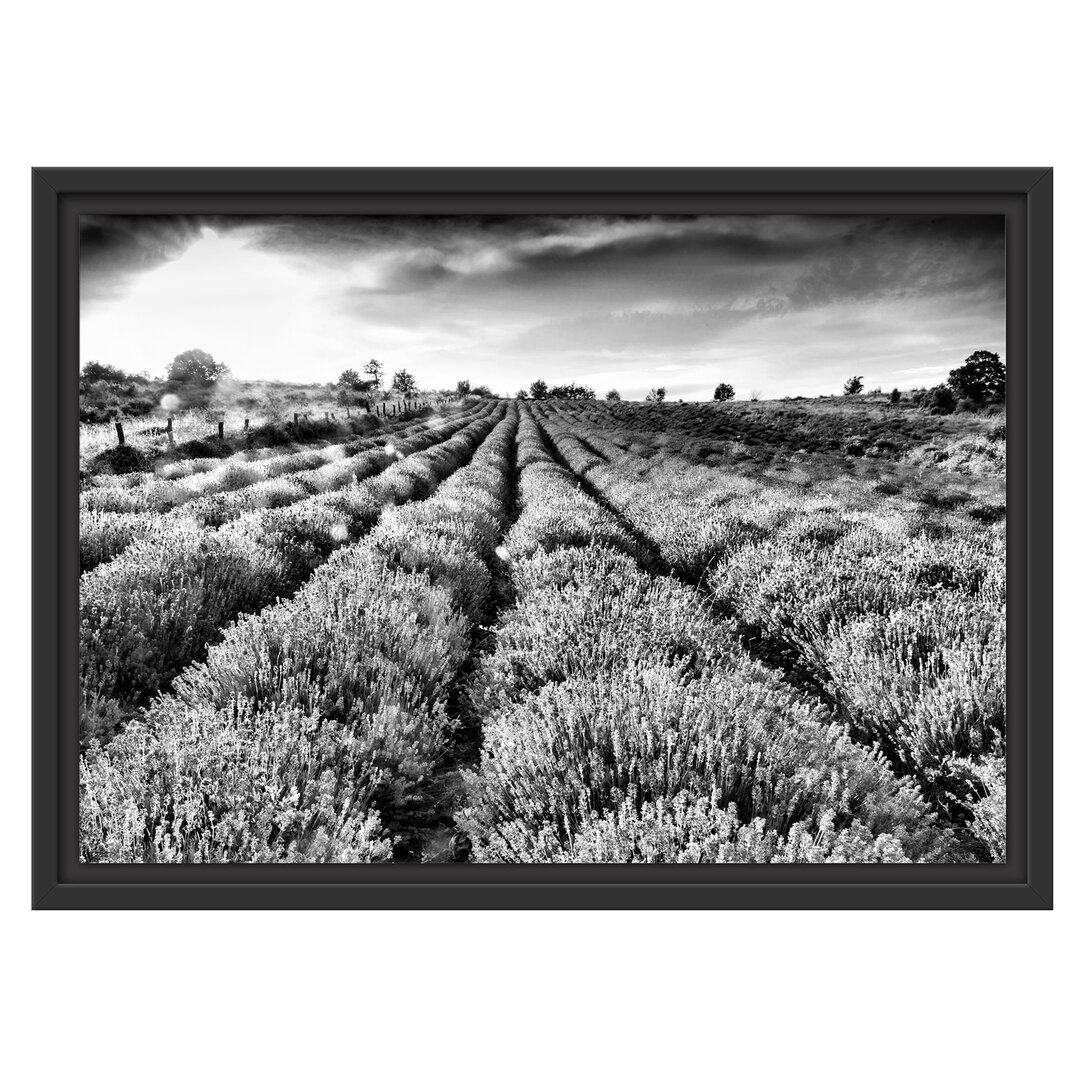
[77,211,1008,865]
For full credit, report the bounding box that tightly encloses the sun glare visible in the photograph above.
[81,228,340,380]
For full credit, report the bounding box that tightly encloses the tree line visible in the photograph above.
[82,347,1006,414]
[841,351,1005,413]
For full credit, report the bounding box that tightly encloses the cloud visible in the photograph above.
[79,213,1006,397]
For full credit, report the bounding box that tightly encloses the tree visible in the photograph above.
[948,350,1005,405]
[80,361,131,385]
[364,358,383,392]
[515,389,529,400]
[645,387,666,402]
[471,384,496,398]
[605,389,621,402]
[890,387,902,405]
[549,382,596,400]
[455,379,471,398]
[529,379,549,400]
[338,368,371,391]
[337,368,374,405]
[391,369,418,398]
[713,382,735,402]
[167,349,229,387]
[843,376,864,396]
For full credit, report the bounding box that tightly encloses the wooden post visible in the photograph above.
[166,417,174,445]
[115,421,125,446]
[294,413,300,425]
[244,417,250,431]
[217,420,224,439]
[346,407,351,419]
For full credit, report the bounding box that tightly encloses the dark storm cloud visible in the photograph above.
[80,215,223,302]
[783,216,1004,311]
[320,213,1003,327]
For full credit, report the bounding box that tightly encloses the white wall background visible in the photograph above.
[2,3,1073,1077]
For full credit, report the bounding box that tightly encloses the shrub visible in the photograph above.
[80,509,162,573]
[474,794,923,864]
[818,596,1006,801]
[922,384,956,415]
[461,669,946,862]
[469,544,742,714]
[93,444,152,475]
[79,524,290,737]
[947,754,1006,862]
[80,701,393,863]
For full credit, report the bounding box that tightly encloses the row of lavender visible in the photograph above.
[532,402,1006,860]
[80,404,491,571]
[80,404,502,741]
[455,410,952,863]
[80,409,519,862]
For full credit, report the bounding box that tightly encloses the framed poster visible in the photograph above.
[32,167,1052,908]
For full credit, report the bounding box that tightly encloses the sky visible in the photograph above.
[79,213,1006,400]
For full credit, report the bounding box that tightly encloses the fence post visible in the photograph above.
[217,420,224,439]
[115,421,125,446]
[346,407,351,418]
[244,417,250,431]
[166,417,174,445]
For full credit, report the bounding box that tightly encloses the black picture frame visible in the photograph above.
[33,167,1053,910]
